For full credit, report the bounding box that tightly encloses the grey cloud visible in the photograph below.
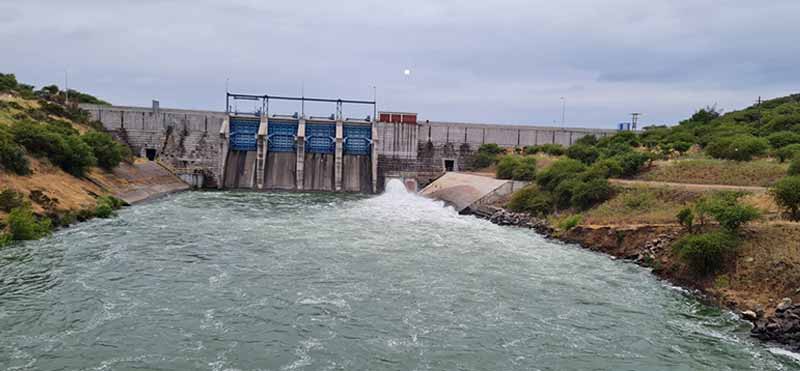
[0,0,798,127]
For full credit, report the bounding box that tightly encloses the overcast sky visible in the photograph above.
[2,0,799,128]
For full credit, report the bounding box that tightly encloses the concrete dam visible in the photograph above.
[80,93,617,193]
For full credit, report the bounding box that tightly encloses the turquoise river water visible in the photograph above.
[1,181,799,370]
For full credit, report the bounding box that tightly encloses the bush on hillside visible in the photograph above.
[612,152,649,177]
[668,141,693,155]
[507,186,553,216]
[599,142,634,158]
[7,206,51,240]
[538,144,565,156]
[705,135,768,161]
[559,214,582,231]
[677,207,694,232]
[536,158,586,192]
[789,158,800,176]
[470,143,504,168]
[570,178,612,210]
[575,134,598,146]
[81,131,129,170]
[0,188,26,212]
[0,137,30,175]
[673,232,739,275]
[772,143,800,163]
[771,176,800,221]
[10,120,97,176]
[496,155,520,179]
[767,131,800,149]
[553,177,583,209]
[511,157,537,181]
[694,192,760,232]
[566,144,599,165]
[584,158,624,179]
[598,131,640,148]
[0,73,17,92]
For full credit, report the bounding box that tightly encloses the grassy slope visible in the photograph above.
[0,94,113,219]
[637,158,787,187]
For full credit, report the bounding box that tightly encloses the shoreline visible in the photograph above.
[470,204,800,352]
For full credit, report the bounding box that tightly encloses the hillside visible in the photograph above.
[0,73,186,245]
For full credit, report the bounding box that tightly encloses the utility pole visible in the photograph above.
[64,70,69,105]
[372,85,377,121]
[560,97,566,127]
[631,112,641,130]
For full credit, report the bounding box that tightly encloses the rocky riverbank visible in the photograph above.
[471,204,800,352]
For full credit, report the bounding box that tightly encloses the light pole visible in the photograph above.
[560,97,566,127]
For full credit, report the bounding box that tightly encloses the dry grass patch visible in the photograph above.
[637,158,787,187]
[579,186,703,226]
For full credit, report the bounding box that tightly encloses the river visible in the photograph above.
[1,181,798,370]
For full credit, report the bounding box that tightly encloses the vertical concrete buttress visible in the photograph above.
[371,121,379,194]
[335,120,343,191]
[255,116,268,189]
[218,117,230,189]
[295,118,306,190]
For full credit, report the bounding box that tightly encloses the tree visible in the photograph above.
[673,232,738,275]
[771,176,800,221]
[570,178,612,210]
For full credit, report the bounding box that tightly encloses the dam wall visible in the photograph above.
[82,103,615,193]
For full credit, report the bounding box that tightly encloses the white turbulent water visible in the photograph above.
[0,180,798,370]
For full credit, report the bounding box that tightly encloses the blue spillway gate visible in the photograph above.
[229,117,260,151]
[268,121,298,152]
[343,126,371,155]
[305,123,336,154]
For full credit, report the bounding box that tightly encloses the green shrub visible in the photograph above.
[536,158,586,191]
[7,206,51,240]
[81,131,128,170]
[94,195,124,218]
[511,157,537,181]
[553,177,583,209]
[599,142,635,158]
[94,203,114,218]
[772,143,800,163]
[771,176,800,221]
[677,207,694,232]
[694,192,760,232]
[10,120,97,176]
[566,144,599,164]
[559,214,582,231]
[669,141,693,155]
[538,143,565,156]
[477,143,504,156]
[585,158,623,179]
[523,145,540,155]
[507,187,553,216]
[673,232,739,275]
[0,232,11,247]
[570,178,612,210]
[471,152,496,169]
[0,138,30,175]
[705,135,768,161]
[0,73,18,92]
[0,188,26,212]
[575,134,598,146]
[598,131,640,148]
[612,152,649,177]
[789,158,800,176]
[767,131,800,148]
[496,155,520,179]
